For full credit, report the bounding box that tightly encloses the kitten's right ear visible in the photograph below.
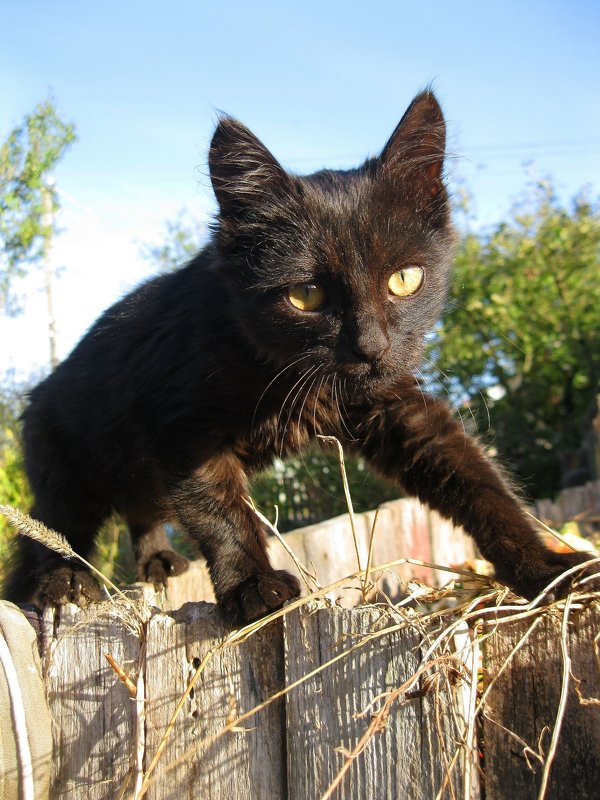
[209,117,290,216]
[379,91,446,200]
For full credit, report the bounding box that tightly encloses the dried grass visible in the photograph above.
[2,453,599,800]
[0,503,147,625]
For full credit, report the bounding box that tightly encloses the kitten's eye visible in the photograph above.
[287,283,326,312]
[388,267,424,298]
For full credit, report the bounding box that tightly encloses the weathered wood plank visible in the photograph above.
[283,603,474,800]
[482,602,600,799]
[44,603,142,800]
[374,500,434,586]
[34,590,600,800]
[534,479,600,529]
[144,602,286,799]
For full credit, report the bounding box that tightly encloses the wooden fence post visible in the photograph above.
[481,602,600,799]
[143,602,287,800]
[43,602,142,800]
[38,600,479,799]
[284,603,475,800]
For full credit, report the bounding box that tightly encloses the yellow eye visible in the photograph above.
[388,267,424,298]
[288,283,326,311]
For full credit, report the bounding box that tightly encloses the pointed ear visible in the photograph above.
[380,91,446,199]
[209,116,290,216]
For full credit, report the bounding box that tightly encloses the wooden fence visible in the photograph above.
[2,491,600,799]
[20,593,600,800]
[158,496,480,610]
[151,482,600,611]
[533,478,600,534]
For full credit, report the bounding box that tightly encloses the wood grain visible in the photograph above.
[143,602,286,800]
[44,603,142,800]
[283,603,472,800]
[482,602,600,799]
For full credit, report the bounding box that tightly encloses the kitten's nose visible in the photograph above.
[352,325,390,363]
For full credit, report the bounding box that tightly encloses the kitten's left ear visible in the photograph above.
[380,91,446,199]
[209,116,290,217]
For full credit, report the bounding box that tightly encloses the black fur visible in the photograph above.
[4,91,591,622]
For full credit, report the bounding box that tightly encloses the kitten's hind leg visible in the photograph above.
[3,503,106,608]
[128,521,189,588]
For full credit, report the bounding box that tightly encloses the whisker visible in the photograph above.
[422,356,486,437]
[278,364,321,456]
[312,370,328,439]
[276,364,316,432]
[252,352,316,430]
[474,384,492,433]
[297,365,323,430]
[333,373,357,442]
[411,367,432,427]
[338,376,357,441]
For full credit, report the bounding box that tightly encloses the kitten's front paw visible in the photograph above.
[507,550,598,600]
[220,569,301,625]
[138,549,190,588]
[38,565,104,607]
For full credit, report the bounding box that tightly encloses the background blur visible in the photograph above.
[1,1,599,578]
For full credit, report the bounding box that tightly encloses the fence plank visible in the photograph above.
[482,603,600,799]
[144,602,287,800]
[283,603,473,800]
[534,479,600,529]
[34,594,600,800]
[44,604,141,800]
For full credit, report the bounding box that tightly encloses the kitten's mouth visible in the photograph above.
[335,358,398,393]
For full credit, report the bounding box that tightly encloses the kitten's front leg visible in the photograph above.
[359,384,593,599]
[172,453,300,624]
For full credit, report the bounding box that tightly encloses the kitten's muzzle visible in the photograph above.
[349,324,390,364]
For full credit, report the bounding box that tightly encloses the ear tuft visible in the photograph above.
[380,91,446,198]
[209,117,289,216]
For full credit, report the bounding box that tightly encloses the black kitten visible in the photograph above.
[4,91,591,622]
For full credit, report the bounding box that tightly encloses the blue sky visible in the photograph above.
[1,1,599,377]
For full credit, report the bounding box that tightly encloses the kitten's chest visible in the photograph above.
[236,378,348,468]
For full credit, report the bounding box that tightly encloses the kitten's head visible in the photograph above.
[208,91,457,397]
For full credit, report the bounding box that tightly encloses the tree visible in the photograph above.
[140,209,206,273]
[432,182,600,498]
[0,98,76,323]
[0,381,32,583]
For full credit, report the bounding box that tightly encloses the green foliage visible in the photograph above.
[0,388,31,580]
[0,98,76,313]
[251,447,400,532]
[433,182,600,498]
[140,209,206,273]
[92,517,137,586]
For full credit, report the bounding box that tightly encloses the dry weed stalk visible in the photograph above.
[138,471,600,800]
[5,444,597,799]
[318,435,367,600]
[0,503,75,559]
[536,594,574,800]
[105,653,137,697]
[245,497,321,592]
[0,503,147,625]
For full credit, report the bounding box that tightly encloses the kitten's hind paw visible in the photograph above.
[38,565,104,608]
[220,569,301,625]
[139,549,190,588]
